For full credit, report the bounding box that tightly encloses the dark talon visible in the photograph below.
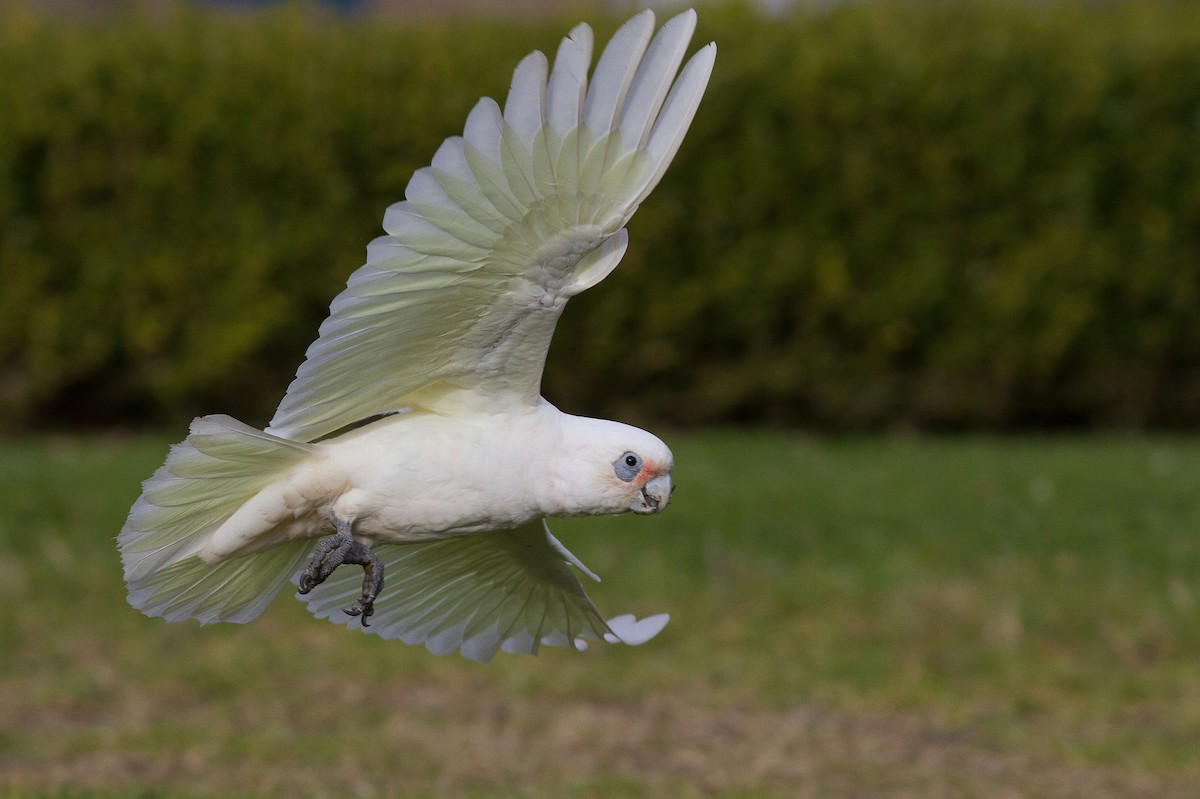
[298,516,384,626]
[345,599,375,625]
[342,553,381,624]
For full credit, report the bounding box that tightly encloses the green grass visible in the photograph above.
[3,431,1200,797]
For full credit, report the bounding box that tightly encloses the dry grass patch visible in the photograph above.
[5,666,1197,799]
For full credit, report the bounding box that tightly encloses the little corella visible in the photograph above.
[119,9,714,662]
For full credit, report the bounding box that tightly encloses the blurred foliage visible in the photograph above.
[2,1,1200,432]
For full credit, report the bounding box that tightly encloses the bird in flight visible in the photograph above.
[119,9,715,662]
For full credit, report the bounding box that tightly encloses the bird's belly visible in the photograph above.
[316,410,546,546]
[349,500,536,545]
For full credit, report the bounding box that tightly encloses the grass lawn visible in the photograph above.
[2,429,1200,797]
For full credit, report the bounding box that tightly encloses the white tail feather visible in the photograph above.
[119,415,316,624]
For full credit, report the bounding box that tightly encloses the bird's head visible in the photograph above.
[612,444,674,515]
[544,413,674,518]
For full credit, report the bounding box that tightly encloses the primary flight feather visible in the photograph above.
[119,9,716,662]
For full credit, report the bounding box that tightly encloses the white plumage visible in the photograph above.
[119,10,715,662]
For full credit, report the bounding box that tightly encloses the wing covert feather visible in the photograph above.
[268,10,715,442]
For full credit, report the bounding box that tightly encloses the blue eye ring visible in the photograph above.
[614,451,642,482]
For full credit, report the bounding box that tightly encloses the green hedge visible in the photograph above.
[3,2,1200,432]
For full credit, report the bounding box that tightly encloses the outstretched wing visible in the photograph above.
[267,10,715,442]
[295,520,669,662]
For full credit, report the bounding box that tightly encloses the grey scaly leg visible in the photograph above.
[297,515,385,626]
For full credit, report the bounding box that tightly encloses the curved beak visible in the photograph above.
[631,473,672,515]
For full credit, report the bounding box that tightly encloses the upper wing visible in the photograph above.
[294,519,670,662]
[267,10,715,442]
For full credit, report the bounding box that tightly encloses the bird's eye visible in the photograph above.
[613,451,642,482]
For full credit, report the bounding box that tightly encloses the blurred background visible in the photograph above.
[3,1,1200,797]
[5,0,1200,435]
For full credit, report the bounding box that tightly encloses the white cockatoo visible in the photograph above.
[119,10,715,662]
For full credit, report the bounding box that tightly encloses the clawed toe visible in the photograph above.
[298,518,385,627]
[298,527,350,595]
[298,572,316,594]
[344,598,376,625]
[341,542,383,625]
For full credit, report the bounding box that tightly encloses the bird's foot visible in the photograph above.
[298,519,385,626]
[341,547,383,625]
[298,528,352,594]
